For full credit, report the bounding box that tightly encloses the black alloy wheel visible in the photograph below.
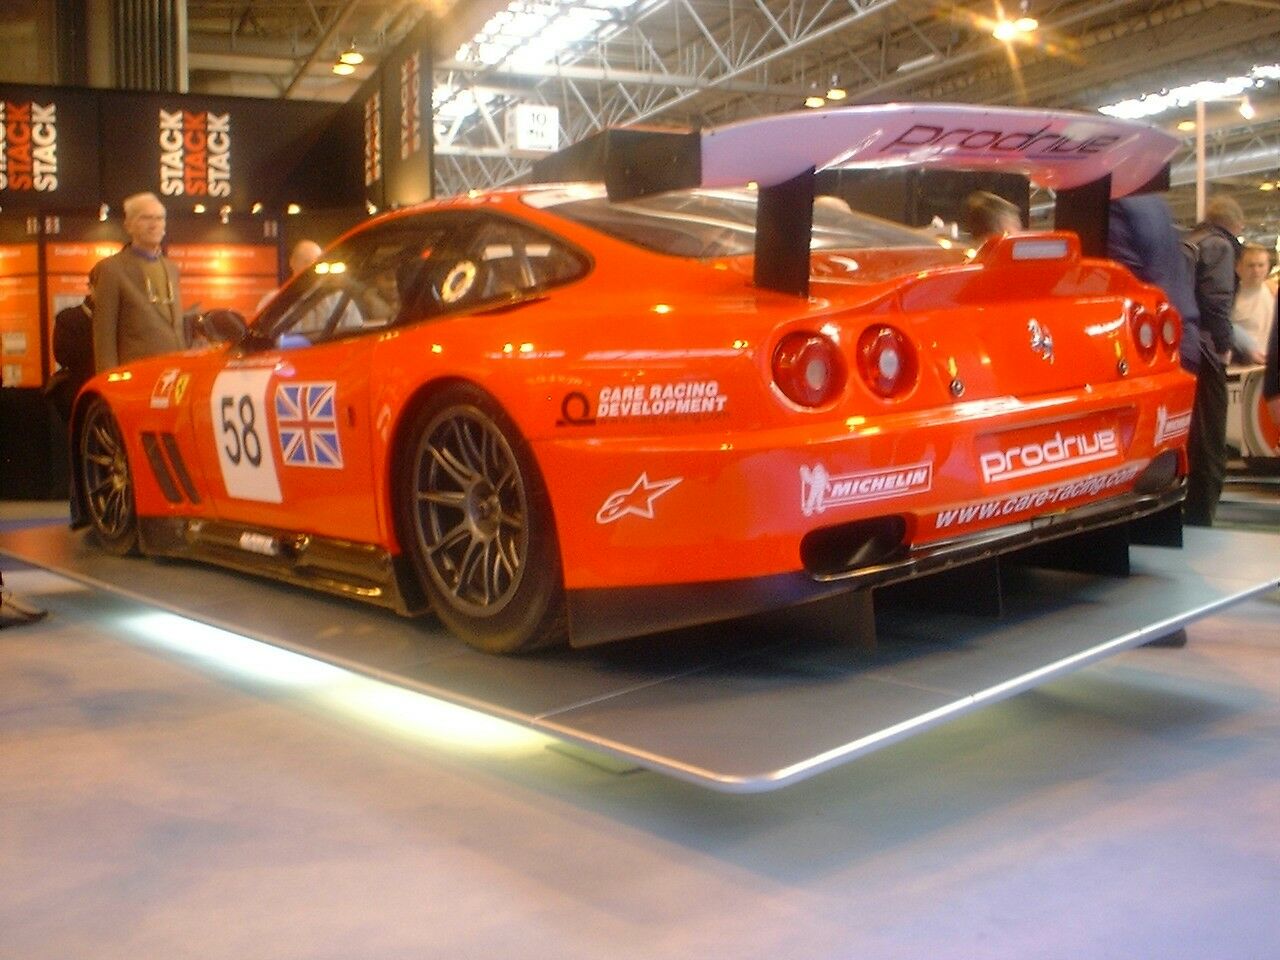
[80,399,139,555]
[398,385,565,654]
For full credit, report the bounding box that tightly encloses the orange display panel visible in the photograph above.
[180,274,277,319]
[0,243,39,277]
[0,273,43,387]
[44,241,123,275]
[167,243,278,278]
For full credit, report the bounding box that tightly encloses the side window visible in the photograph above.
[467,219,585,306]
[261,218,458,346]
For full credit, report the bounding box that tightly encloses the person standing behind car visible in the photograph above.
[92,192,186,372]
[962,190,1022,243]
[1230,243,1275,365]
[1108,194,1201,375]
[1181,195,1245,527]
[44,264,100,423]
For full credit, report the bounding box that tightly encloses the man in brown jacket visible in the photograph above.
[92,192,186,371]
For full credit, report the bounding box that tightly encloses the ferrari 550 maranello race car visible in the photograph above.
[71,103,1196,653]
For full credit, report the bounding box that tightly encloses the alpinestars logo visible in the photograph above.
[1155,405,1192,445]
[980,427,1119,484]
[159,109,231,197]
[800,462,933,517]
[399,52,422,160]
[0,102,58,192]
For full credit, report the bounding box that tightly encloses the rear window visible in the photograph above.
[532,187,934,258]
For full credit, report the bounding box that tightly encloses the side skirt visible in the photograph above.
[138,517,428,617]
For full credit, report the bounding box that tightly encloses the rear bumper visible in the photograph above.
[565,479,1184,647]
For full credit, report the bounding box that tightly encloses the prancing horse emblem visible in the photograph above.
[1028,318,1054,363]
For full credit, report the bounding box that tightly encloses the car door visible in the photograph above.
[187,222,437,547]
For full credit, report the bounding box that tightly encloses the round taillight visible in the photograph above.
[772,332,847,407]
[1129,303,1157,360]
[1156,301,1181,353]
[857,325,918,399]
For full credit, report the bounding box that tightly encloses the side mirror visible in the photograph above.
[199,308,248,343]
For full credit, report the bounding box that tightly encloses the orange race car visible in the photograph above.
[71,104,1195,654]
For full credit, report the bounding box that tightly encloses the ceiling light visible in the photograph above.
[286,203,301,215]
[1100,62,1279,119]
[339,48,364,66]
[1240,97,1256,119]
[332,62,356,76]
[193,203,206,214]
[1013,17,1038,32]
[1176,119,1197,132]
[805,96,826,108]
[992,19,1018,42]
[251,202,263,214]
[1261,182,1275,192]
[826,86,847,101]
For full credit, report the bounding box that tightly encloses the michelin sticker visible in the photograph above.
[801,462,933,517]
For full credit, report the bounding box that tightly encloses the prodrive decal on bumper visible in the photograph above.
[933,463,1143,530]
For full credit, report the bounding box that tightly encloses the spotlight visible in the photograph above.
[219,205,231,225]
[193,203,206,214]
[251,202,263,214]
[1239,97,1256,120]
[332,62,356,76]
[992,20,1018,42]
[98,203,109,222]
[826,86,847,101]
[804,95,825,108]
[339,48,364,66]
[1176,120,1197,132]
[286,203,302,215]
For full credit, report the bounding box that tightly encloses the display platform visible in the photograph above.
[1,522,1277,793]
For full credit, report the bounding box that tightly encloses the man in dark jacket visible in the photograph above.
[1182,196,1245,526]
[1108,194,1201,374]
[44,266,99,423]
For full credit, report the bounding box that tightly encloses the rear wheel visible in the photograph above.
[396,385,566,654]
[80,398,139,556]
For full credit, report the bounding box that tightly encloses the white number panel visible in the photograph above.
[210,368,282,503]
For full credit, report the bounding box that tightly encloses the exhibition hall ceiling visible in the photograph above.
[70,1,1280,233]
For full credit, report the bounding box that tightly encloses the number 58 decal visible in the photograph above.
[211,369,282,502]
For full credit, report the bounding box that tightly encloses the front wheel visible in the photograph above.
[80,398,139,556]
[395,385,566,654]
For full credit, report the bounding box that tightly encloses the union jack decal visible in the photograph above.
[275,382,343,469]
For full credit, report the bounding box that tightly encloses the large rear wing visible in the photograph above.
[531,103,1179,297]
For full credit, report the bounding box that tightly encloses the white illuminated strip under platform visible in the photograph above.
[122,612,549,754]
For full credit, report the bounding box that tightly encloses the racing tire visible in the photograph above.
[80,398,140,556]
[395,384,567,654]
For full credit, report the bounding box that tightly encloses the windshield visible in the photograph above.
[529,187,936,258]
